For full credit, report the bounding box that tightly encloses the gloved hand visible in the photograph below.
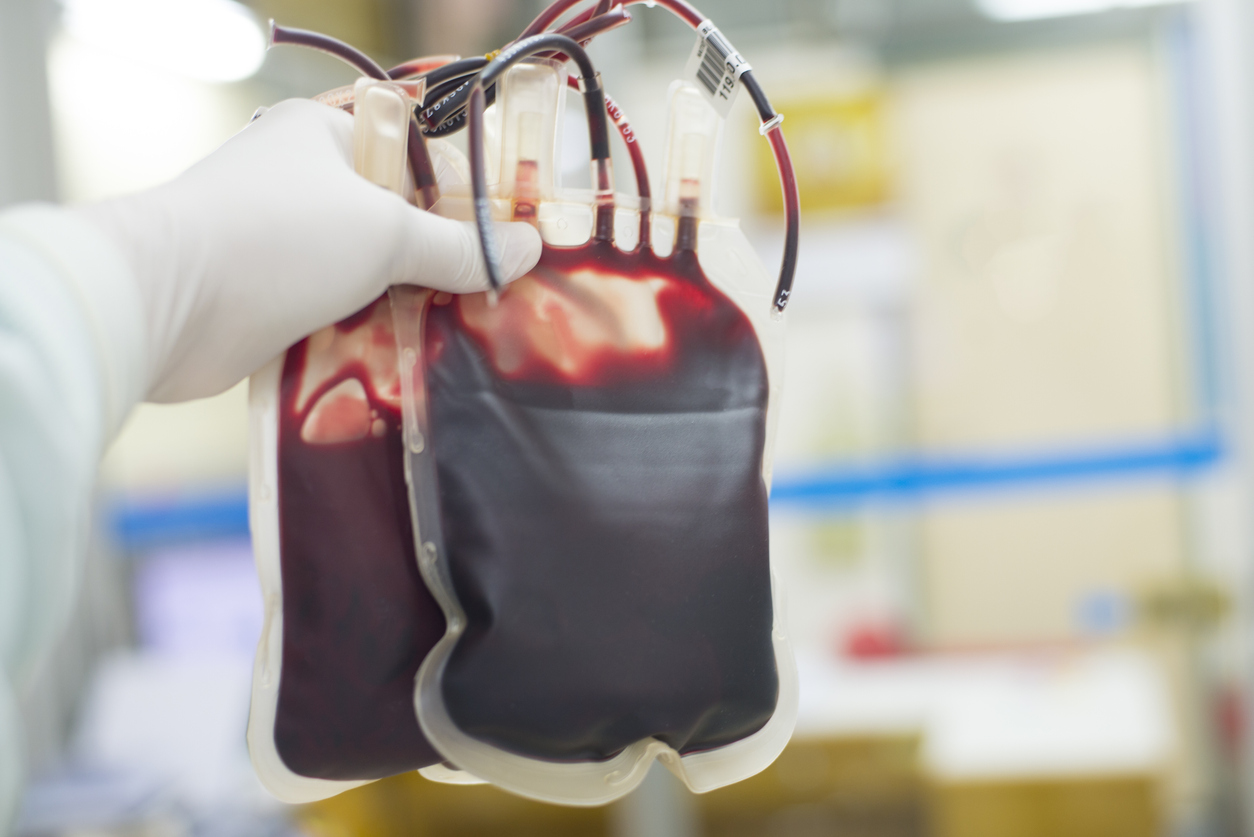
[76,98,541,403]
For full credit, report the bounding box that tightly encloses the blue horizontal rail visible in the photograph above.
[107,431,1225,550]
[770,431,1224,509]
[109,489,250,553]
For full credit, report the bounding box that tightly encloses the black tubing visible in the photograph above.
[270,23,388,80]
[479,33,610,161]
[467,33,612,291]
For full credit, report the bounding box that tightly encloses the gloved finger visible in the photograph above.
[426,138,470,189]
[401,209,542,293]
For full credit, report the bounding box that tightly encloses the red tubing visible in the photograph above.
[521,0,586,38]
[568,76,652,249]
[622,0,704,27]
[537,8,633,66]
[766,126,799,311]
[386,55,461,80]
[270,23,389,80]
[272,24,441,209]
[521,0,797,308]
[409,117,440,209]
[554,5,597,34]
[288,0,798,304]
[556,8,633,50]
[522,0,702,37]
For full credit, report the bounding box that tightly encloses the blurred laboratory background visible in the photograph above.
[6,0,1254,834]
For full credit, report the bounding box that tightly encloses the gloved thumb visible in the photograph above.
[400,208,542,293]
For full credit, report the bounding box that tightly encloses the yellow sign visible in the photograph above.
[754,91,892,213]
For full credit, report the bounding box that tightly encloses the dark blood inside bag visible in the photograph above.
[424,236,778,761]
[274,296,443,779]
[249,9,798,803]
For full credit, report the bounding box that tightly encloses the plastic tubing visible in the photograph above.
[419,74,480,131]
[568,76,652,249]
[481,34,610,161]
[521,0,701,38]
[544,8,633,65]
[468,33,612,292]
[409,117,439,209]
[414,11,627,137]
[271,23,442,210]
[386,56,484,204]
[422,88,499,138]
[556,7,632,46]
[385,55,460,80]
[743,72,799,311]
[518,0,798,310]
[270,23,389,79]
[414,56,489,87]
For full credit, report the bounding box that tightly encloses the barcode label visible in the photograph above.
[684,20,750,117]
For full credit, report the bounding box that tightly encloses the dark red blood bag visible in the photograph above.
[246,15,800,805]
[247,79,448,801]
[400,64,795,805]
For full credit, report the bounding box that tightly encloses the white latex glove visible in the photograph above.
[76,98,540,403]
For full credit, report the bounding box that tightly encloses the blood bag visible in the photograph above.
[247,79,446,802]
[247,3,802,805]
[398,62,796,806]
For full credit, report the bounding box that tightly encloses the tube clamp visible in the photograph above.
[576,72,603,93]
[758,113,784,135]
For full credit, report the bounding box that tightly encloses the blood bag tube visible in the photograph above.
[497,60,563,224]
[662,83,721,252]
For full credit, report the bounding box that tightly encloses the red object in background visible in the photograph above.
[1216,682,1245,760]
[841,620,908,661]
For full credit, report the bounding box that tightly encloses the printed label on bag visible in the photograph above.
[684,20,751,118]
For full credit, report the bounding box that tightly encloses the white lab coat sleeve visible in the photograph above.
[0,204,147,830]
